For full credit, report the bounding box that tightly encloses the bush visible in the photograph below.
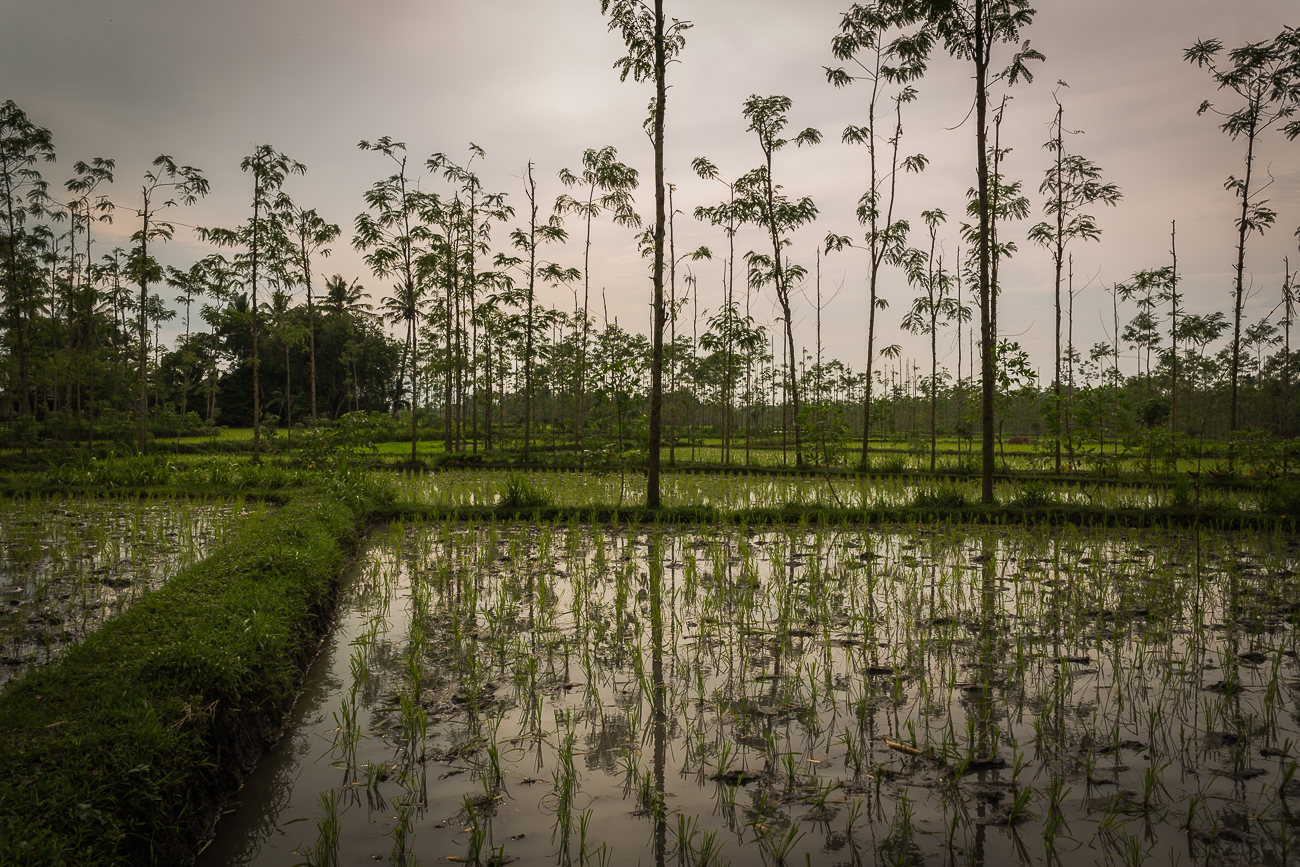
[43,452,178,488]
[937,454,980,475]
[910,486,968,509]
[862,454,908,473]
[496,473,553,509]
[1257,482,1300,516]
[436,451,485,468]
[1009,481,1058,509]
[150,410,215,439]
[296,412,389,469]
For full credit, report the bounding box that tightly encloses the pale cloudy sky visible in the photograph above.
[4,0,1298,383]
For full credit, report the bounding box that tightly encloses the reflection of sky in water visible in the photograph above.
[0,497,261,685]
[396,469,1254,511]
[204,521,1300,867]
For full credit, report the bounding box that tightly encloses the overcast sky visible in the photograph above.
[4,0,1298,384]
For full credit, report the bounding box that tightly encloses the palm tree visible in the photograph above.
[285,206,340,421]
[322,274,372,415]
[166,262,206,419]
[379,276,427,455]
[266,287,301,442]
[144,292,176,417]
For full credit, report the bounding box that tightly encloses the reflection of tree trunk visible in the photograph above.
[649,532,667,867]
[976,532,997,760]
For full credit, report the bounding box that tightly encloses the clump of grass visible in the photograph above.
[862,454,908,473]
[496,473,553,510]
[1256,481,1300,515]
[937,455,979,475]
[910,486,968,509]
[1009,481,1058,509]
[1170,474,1196,509]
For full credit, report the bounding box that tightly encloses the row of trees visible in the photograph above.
[3,5,1299,497]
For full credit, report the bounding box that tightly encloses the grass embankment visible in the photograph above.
[0,490,371,866]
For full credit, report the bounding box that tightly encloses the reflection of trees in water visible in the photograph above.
[206,518,1300,866]
[584,709,634,774]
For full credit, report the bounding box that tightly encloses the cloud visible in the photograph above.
[3,0,1297,375]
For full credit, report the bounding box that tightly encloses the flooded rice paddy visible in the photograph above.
[397,469,1253,513]
[203,518,1300,866]
[0,494,267,686]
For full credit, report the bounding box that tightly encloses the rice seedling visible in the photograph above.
[0,494,261,687]
[304,789,342,867]
[198,509,1300,867]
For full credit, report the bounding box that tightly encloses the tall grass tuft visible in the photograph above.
[496,473,553,509]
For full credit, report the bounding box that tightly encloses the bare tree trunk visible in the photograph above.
[1169,221,1178,458]
[1052,100,1063,474]
[975,0,995,504]
[1228,125,1257,471]
[138,202,150,453]
[646,0,667,507]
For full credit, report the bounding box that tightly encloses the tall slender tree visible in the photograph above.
[354,137,436,462]
[430,145,512,453]
[132,156,209,452]
[901,209,965,470]
[909,0,1042,503]
[285,206,340,422]
[826,3,929,463]
[556,146,640,462]
[733,95,820,467]
[165,259,206,419]
[1186,27,1300,465]
[59,158,114,450]
[199,145,301,462]
[690,158,744,462]
[602,0,691,507]
[492,163,577,461]
[0,101,55,423]
[1027,86,1121,472]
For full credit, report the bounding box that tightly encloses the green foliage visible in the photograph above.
[43,452,178,487]
[258,414,281,449]
[1230,430,1283,477]
[801,402,851,467]
[1010,481,1058,509]
[320,466,396,512]
[1138,395,1172,429]
[1257,481,1300,515]
[910,485,968,508]
[150,410,214,439]
[938,454,980,475]
[497,473,553,510]
[297,411,389,469]
[863,454,908,473]
[0,493,365,865]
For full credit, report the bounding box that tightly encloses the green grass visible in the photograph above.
[0,454,1291,866]
[0,490,371,866]
[172,427,254,443]
[372,438,447,455]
